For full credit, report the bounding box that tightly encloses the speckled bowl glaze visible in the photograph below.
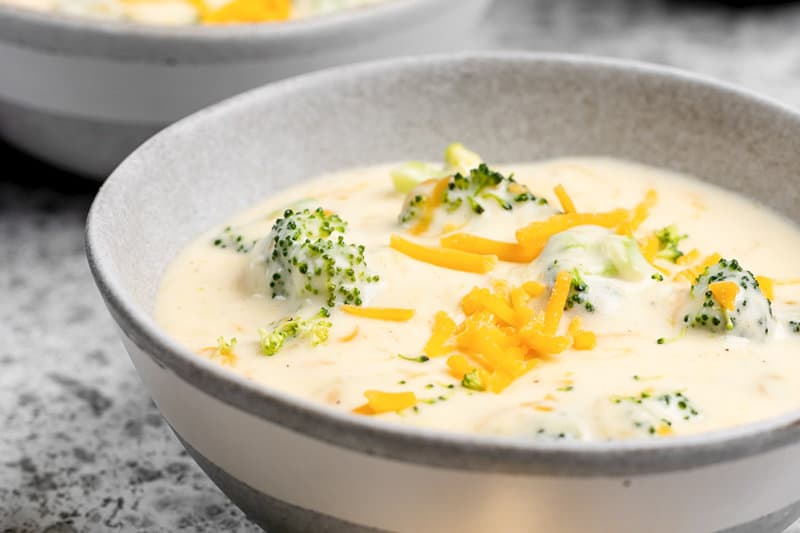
[87,53,800,532]
[0,0,490,178]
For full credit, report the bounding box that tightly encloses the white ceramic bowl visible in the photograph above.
[0,0,490,177]
[87,53,800,532]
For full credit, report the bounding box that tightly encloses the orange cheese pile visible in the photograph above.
[436,271,596,394]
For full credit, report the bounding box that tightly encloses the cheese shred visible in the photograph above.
[390,235,498,273]
[709,281,739,311]
[554,184,577,214]
[441,233,541,263]
[341,305,415,322]
[354,390,417,415]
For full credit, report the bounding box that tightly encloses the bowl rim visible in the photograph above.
[0,0,462,61]
[86,51,800,477]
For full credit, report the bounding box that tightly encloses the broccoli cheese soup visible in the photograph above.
[0,0,388,26]
[155,144,800,441]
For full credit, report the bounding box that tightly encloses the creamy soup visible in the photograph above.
[155,145,800,441]
[1,0,387,26]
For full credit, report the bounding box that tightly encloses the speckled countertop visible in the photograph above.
[4,0,800,531]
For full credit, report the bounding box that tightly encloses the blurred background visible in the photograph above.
[3,0,800,530]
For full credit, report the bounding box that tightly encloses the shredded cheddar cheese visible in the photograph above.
[554,184,577,214]
[756,275,775,300]
[568,317,597,350]
[424,311,457,357]
[617,189,658,235]
[390,235,498,273]
[354,390,417,415]
[517,189,657,249]
[201,0,290,23]
[638,234,671,275]
[544,271,572,335]
[341,305,415,322]
[674,252,722,283]
[516,209,630,248]
[339,326,360,342]
[410,176,451,235]
[446,354,471,380]
[709,281,739,311]
[522,281,546,297]
[676,248,701,267]
[657,424,674,436]
[425,272,596,395]
[440,233,541,263]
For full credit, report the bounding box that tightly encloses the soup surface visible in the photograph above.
[155,148,800,441]
[0,0,387,25]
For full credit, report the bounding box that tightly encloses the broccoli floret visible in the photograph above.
[253,208,379,307]
[461,369,485,391]
[538,226,657,312]
[655,225,687,263]
[602,390,700,438]
[258,307,332,356]
[399,164,547,226]
[683,258,774,340]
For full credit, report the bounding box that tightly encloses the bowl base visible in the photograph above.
[178,436,384,533]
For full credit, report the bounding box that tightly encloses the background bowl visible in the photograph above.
[87,53,800,532]
[0,0,490,178]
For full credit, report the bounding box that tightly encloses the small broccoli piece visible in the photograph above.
[655,225,688,263]
[212,225,258,254]
[258,307,332,356]
[254,208,379,307]
[461,370,485,391]
[538,226,657,312]
[683,258,774,340]
[399,192,427,224]
[216,336,237,356]
[565,268,595,312]
[398,163,546,226]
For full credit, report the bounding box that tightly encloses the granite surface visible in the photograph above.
[4,0,800,531]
